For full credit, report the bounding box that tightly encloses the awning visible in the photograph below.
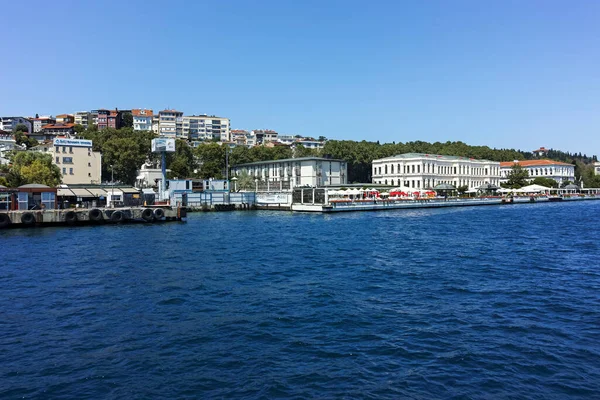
[86,188,107,197]
[70,188,95,197]
[120,187,141,194]
[57,188,76,197]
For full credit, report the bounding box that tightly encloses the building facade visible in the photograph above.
[0,134,25,165]
[252,129,278,144]
[0,117,32,133]
[74,111,95,128]
[182,115,230,143]
[499,160,575,185]
[32,116,55,133]
[97,109,121,130]
[132,109,153,131]
[32,123,75,141]
[55,114,74,124]
[595,161,600,176]
[51,138,102,184]
[372,153,501,189]
[232,157,347,189]
[158,110,183,138]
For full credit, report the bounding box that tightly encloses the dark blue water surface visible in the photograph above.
[2,201,600,399]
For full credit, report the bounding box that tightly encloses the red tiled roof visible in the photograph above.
[132,109,153,117]
[500,160,572,167]
[41,123,75,130]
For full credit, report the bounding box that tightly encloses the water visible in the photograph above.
[1,201,600,399]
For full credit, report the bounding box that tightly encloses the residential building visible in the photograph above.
[232,157,347,188]
[135,163,171,188]
[74,111,95,128]
[158,109,183,138]
[33,123,75,141]
[499,160,575,185]
[294,139,325,150]
[252,129,278,144]
[96,109,122,130]
[595,161,600,176]
[50,138,102,184]
[55,114,74,124]
[277,135,298,146]
[151,114,160,134]
[132,109,154,131]
[231,130,249,146]
[372,153,501,189]
[0,134,26,165]
[0,117,32,133]
[533,146,549,157]
[183,115,230,142]
[32,116,55,133]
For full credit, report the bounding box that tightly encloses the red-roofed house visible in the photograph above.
[132,109,153,131]
[34,123,76,141]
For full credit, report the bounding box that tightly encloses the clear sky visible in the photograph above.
[1,0,598,157]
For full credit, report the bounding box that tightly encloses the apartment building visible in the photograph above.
[55,114,74,124]
[372,153,501,189]
[132,109,154,131]
[32,116,55,133]
[33,123,76,141]
[51,138,102,184]
[74,111,96,128]
[158,110,183,138]
[182,114,230,142]
[499,160,575,185]
[97,109,121,130]
[252,129,278,144]
[0,117,32,133]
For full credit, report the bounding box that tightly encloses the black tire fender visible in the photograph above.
[21,212,36,225]
[153,208,165,219]
[0,213,11,229]
[110,211,125,223]
[90,209,103,222]
[65,211,77,224]
[141,208,154,222]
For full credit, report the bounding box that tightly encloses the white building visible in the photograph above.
[51,138,102,184]
[135,163,171,188]
[183,115,230,143]
[499,160,575,185]
[0,117,32,133]
[32,116,55,133]
[252,129,278,144]
[0,134,25,165]
[294,139,325,150]
[372,153,501,189]
[132,109,153,131]
[158,109,183,139]
[232,157,347,189]
[594,161,600,176]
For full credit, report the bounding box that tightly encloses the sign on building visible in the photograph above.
[152,138,176,153]
[53,138,93,147]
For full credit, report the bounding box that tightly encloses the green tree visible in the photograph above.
[194,142,227,179]
[121,112,133,128]
[531,177,558,188]
[166,139,196,179]
[73,124,85,134]
[14,130,38,149]
[294,144,320,158]
[15,124,29,133]
[235,170,255,191]
[505,164,530,188]
[457,185,469,195]
[6,152,62,187]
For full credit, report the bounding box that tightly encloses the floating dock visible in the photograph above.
[0,206,186,229]
[291,195,600,213]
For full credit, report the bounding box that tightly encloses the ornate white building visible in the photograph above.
[499,160,575,185]
[372,153,501,189]
[594,161,600,176]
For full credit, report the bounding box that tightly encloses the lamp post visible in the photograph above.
[110,164,114,207]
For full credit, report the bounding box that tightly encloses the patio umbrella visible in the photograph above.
[433,183,456,190]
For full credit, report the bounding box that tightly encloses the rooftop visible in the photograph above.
[132,109,154,117]
[41,123,75,130]
[500,160,573,167]
[377,153,495,163]
[233,156,344,167]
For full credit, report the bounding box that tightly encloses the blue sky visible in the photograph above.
[1,0,598,157]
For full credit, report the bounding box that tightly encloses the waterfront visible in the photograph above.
[1,201,600,399]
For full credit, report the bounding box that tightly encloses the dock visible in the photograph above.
[0,206,186,229]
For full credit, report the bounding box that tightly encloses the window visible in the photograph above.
[69,168,73,175]
[88,173,91,177]
[62,146,67,153]
[88,162,91,167]
[56,157,59,163]
[69,146,73,153]
[62,157,73,164]
[62,167,66,174]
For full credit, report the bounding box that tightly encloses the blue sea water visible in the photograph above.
[1,201,600,399]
